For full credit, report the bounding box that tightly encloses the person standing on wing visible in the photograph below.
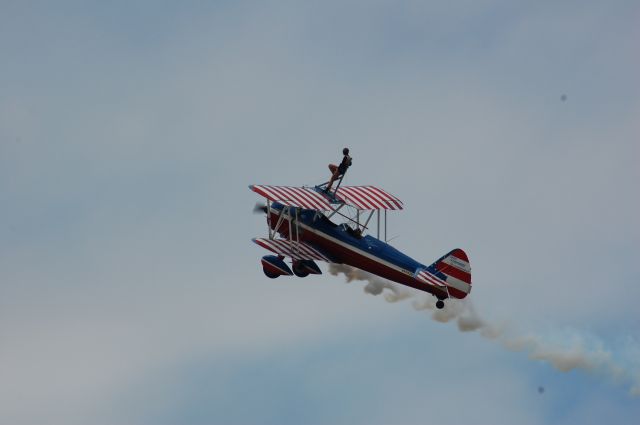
[326,148,352,192]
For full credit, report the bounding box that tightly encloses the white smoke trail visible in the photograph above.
[328,263,640,396]
[328,262,413,302]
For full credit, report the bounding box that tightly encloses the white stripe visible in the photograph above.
[267,186,300,207]
[359,186,390,209]
[297,243,326,261]
[292,242,315,260]
[275,240,296,258]
[339,186,376,210]
[442,255,471,273]
[443,274,471,294]
[347,186,378,210]
[288,186,325,210]
[417,271,446,287]
[277,186,311,209]
[258,185,332,210]
[335,187,361,209]
[354,186,386,210]
[259,186,294,206]
[337,186,403,210]
[261,238,284,255]
[303,188,332,209]
[255,237,328,262]
[365,186,403,210]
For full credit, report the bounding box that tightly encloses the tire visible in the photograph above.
[292,262,309,278]
[263,268,280,279]
[436,300,445,310]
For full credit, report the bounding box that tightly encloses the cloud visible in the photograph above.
[1,1,639,424]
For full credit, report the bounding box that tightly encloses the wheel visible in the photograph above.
[263,268,279,279]
[292,262,309,278]
[436,300,445,310]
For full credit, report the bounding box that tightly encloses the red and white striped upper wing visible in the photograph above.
[335,186,403,210]
[252,238,330,262]
[251,185,334,210]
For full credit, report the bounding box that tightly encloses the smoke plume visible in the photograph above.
[328,263,640,396]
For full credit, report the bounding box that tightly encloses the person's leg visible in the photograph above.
[326,164,339,191]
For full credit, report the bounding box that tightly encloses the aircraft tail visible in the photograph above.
[425,249,472,299]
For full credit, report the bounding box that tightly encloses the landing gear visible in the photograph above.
[292,262,309,278]
[436,299,445,310]
[263,268,279,279]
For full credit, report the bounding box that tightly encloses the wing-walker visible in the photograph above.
[250,153,471,309]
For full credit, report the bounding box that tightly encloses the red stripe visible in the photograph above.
[418,271,446,287]
[273,240,293,256]
[260,186,293,206]
[351,186,380,207]
[358,186,388,209]
[256,238,328,262]
[255,185,331,210]
[297,244,326,261]
[362,186,395,210]
[277,186,315,209]
[292,186,332,210]
[305,188,333,209]
[450,249,469,264]
[362,186,403,210]
[255,186,279,203]
[336,186,404,210]
[436,262,471,284]
[271,186,300,207]
[254,239,272,251]
[305,188,333,210]
[273,186,304,207]
[448,287,467,299]
[339,187,376,209]
[261,239,284,255]
[292,187,328,210]
[292,242,311,260]
[297,245,316,259]
[335,187,362,208]
[298,243,323,260]
[271,240,292,257]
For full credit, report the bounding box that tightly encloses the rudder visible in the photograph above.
[427,248,472,299]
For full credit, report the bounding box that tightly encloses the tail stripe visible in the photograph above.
[436,262,471,284]
[442,254,471,273]
[417,248,472,299]
[443,275,471,294]
[415,270,447,287]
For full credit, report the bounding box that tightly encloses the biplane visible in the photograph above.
[249,179,471,309]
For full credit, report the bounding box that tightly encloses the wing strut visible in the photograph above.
[267,204,304,258]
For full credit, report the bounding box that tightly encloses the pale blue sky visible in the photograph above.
[1,1,639,424]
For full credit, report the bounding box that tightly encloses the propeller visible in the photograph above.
[253,202,267,214]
